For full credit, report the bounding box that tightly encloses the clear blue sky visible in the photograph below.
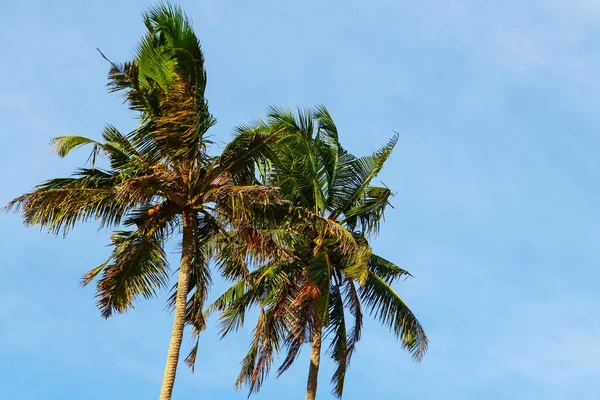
[1,1,599,399]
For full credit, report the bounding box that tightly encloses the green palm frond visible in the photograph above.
[86,228,170,318]
[343,185,392,234]
[235,307,287,395]
[50,126,153,176]
[205,229,249,282]
[204,262,281,325]
[327,285,349,398]
[341,279,362,360]
[51,136,100,158]
[313,105,339,144]
[207,278,256,336]
[4,169,125,236]
[313,104,340,201]
[329,134,398,218]
[219,124,282,184]
[340,243,371,286]
[359,271,428,361]
[100,125,152,172]
[143,3,207,97]
[285,205,358,256]
[266,106,326,212]
[367,254,413,284]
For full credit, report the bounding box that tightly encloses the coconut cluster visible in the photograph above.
[147,205,161,216]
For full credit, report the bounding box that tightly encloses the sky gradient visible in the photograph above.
[1,1,599,399]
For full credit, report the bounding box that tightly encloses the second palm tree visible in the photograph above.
[209,106,429,399]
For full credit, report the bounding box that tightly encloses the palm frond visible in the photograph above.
[89,228,170,318]
[235,308,286,395]
[327,285,349,398]
[4,169,126,236]
[343,185,392,234]
[341,279,362,362]
[219,124,282,184]
[100,125,150,172]
[340,242,372,286]
[266,106,326,212]
[50,136,99,158]
[358,271,428,361]
[98,49,159,115]
[143,2,207,97]
[367,254,413,284]
[330,134,398,218]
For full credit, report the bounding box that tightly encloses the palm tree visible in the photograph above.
[4,4,285,400]
[208,106,429,399]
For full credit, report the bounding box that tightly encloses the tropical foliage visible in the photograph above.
[207,106,428,399]
[5,3,428,399]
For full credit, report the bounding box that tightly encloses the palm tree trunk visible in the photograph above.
[305,324,323,400]
[159,209,195,400]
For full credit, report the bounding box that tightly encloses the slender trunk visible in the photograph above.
[305,324,323,400]
[159,209,195,400]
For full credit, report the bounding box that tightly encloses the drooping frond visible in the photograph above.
[85,227,170,318]
[276,296,315,377]
[327,285,349,398]
[276,265,329,378]
[235,307,287,395]
[4,169,125,236]
[209,278,258,338]
[341,279,362,363]
[205,262,283,331]
[358,271,428,361]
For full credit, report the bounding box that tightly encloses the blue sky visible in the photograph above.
[1,0,599,399]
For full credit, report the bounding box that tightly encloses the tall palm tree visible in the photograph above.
[208,106,429,399]
[4,4,285,400]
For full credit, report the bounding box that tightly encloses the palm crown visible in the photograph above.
[208,106,429,399]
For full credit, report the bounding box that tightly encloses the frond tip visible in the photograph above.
[51,135,100,157]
